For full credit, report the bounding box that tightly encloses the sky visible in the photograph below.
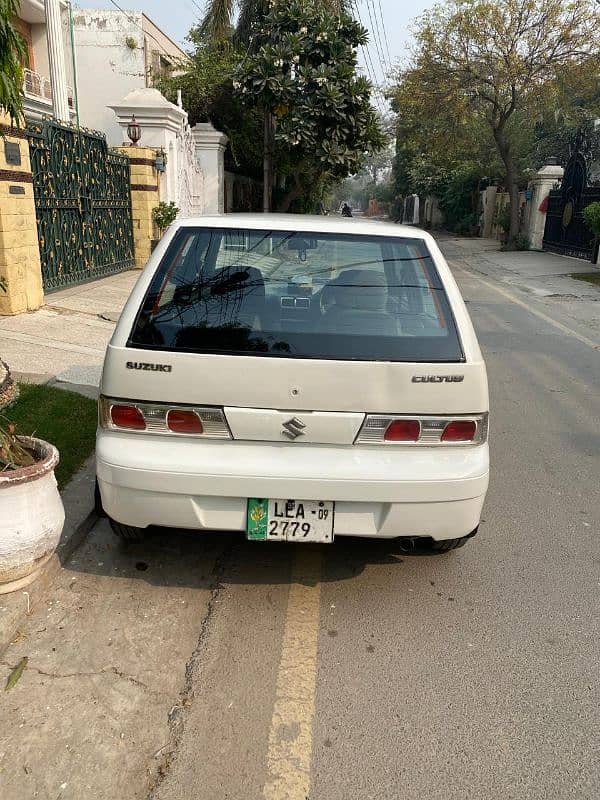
[73,0,439,80]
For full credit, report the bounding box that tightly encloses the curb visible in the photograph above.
[0,455,98,658]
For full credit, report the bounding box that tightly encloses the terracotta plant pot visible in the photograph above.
[0,437,65,594]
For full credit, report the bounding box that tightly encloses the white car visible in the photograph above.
[97,215,489,552]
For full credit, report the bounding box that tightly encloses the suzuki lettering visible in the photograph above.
[126,362,173,373]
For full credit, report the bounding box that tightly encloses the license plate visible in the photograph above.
[247,499,335,543]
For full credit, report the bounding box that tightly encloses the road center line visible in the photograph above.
[263,548,323,800]
[453,263,600,351]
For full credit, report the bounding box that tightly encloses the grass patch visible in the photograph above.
[571,271,600,287]
[3,384,97,489]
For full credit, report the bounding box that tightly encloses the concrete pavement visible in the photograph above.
[0,238,599,799]
[0,270,139,387]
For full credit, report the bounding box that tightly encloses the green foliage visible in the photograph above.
[512,234,530,251]
[152,201,179,235]
[583,203,600,237]
[390,0,599,244]
[154,34,264,180]
[125,36,137,50]
[0,0,26,124]
[4,384,97,487]
[233,0,385,209]
[453,213,479,237]
[496,205,511,234]
[200,0,347,42]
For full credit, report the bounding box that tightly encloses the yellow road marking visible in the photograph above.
[263,548,322,800]
[454,264,600,351]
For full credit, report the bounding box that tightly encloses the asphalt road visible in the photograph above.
[1,243,599,800]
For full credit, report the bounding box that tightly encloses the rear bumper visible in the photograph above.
[96,432,489,540]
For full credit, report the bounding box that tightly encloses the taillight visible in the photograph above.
[441,420,477,442]
[167,409,203,434]
[110,404,146,430]
[356,414,487,445]
[384,419,420,442]
[99,397,231,439]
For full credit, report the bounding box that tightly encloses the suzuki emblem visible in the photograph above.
[282,417,306,440]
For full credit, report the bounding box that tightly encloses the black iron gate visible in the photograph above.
[27,119,135,291]
[542,128,600,261]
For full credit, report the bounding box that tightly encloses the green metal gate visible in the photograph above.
[27,119,135,292]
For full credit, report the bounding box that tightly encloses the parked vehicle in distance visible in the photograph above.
[97,214,489,552]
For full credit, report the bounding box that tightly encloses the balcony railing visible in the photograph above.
[23,68,74,109]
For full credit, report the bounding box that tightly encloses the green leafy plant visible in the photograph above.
[233,0,385,211]
[496,205,511,234]
[512,234,530,251]
[583,202,600,237]
[125,35,138,50]
[152,201,179,236]
[453,213,479,237]
[0,0,26,124]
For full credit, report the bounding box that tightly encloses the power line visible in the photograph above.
[376,0,394,69]
[351,1,385,114]
[365,0,389,80]
[107,0,189,60]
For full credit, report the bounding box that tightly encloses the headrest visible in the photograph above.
[331,270,387,312]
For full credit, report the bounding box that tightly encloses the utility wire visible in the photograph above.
[365,0,389,80]
[376,0,394,69]
[351,1,385,114]
[107,0,188,60]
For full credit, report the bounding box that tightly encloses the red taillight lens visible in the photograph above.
[441,420,477,442]
[384,419,421,442]
[167,409,203,434]
[110,404,146,430]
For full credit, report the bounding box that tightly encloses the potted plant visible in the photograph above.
[151,201,179,252]
[583,202,600,265]
[0,282,65,593]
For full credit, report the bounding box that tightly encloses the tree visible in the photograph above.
[0,0,26,123]
[153,32,264,184]
[233,0,385,211]
[201,0,346,41]
[392,0,599,247]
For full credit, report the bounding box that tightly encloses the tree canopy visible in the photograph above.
[390,0,599,244]
[233,0,385,211]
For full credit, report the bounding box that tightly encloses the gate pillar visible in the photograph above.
[0,117,43,316]
[528,161,564,250]
[115,146,160,269]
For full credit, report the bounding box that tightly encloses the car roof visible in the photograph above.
[174,213,430,241]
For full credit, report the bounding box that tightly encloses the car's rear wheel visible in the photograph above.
[108,518,145,541]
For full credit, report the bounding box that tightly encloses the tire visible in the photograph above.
[108,518,145,541]
[94,479,107,518]
[398,527,478,555]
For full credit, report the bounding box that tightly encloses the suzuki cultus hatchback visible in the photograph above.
[97,215,489,552]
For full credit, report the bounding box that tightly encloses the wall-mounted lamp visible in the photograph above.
[155,149,167,173]
[127,114,141,146]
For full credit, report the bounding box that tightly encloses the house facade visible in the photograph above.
[72,10,187,145]
[15,0,75,122]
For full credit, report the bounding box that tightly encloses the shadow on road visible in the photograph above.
[63,522,444,589]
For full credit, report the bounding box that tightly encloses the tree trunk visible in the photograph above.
[493,125,520,248]
[276,174,304,213]
[263,111,273,213]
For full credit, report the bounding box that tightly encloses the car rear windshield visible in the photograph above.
[128,227,464,362]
